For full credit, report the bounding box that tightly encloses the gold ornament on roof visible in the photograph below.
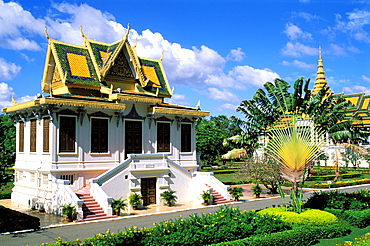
[312,45,332,96]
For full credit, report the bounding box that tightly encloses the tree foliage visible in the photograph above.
[236,154,284,194]
[0,114,15,188]
[196,116,242,165]
[237,77,365,191]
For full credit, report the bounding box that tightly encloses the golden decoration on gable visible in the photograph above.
[108,50,134,78]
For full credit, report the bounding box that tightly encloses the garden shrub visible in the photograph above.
[41,206,291,246]
[304,190,370,210]
[326,209,370,228]
[257,207,338,225]
[0,205,40,233]
[212,223,351,246]
[343,210,370,228]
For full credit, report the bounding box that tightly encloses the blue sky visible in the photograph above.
[1,0,370,118]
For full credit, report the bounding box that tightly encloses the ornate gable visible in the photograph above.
[41,27,172,99]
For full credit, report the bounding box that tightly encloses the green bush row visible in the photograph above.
[212,223,351,246]
[306,172,361,181]
[41,206,291,246]
[309,178,370,188]
[304,190,370,210]
[325,208,370,228]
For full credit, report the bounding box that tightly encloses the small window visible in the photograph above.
[30,119,37,152]
[181,124,191,152]
[157,122,170,152]
[60,174,74,185]
[43,118,50,152]
[59,116,76,152]
[19,122,24,152]
[91,118,108,153]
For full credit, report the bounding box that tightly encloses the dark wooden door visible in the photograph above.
[141,178,156,206]
[125,121,142,159]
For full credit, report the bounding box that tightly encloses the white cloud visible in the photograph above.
[284,23,312,40]
[331,10,370,43]
[202,88,240,102]
[362,75,370,82]
[0,82,15,107]
[229,65,280,88]
[0,58,21,80]
[46,2,126,45]
[226,47,245,61]
[343,85,370,94]
[17,95,34,104]
[166,94,189,105]
[0,0,44,50]
[292,11,319,21]
[282,42,317,57]
[216,103,238,111]
[282,60,315,70]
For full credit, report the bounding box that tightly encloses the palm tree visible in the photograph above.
[265,115,327,194]
[237,77,365,191]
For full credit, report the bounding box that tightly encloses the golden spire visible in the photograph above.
[312,45,332,95]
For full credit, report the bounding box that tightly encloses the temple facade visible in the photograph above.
[2,28,230,220]
[311,47,370,167]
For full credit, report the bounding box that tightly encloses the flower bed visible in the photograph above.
[309,178,370,188]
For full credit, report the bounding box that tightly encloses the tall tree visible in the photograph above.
[196,116,242,166]
[0,115,15,189]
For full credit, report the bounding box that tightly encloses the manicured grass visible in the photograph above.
[210,166,370,186]
[213,173,243,183]
[314,224,370,245]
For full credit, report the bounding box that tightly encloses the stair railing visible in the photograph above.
[53,179,84,220]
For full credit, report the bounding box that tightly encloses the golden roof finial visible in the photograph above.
[44,26,50,39]
[80,26,86,38]
[11,95,17,105]
[160,50,165,61]
[133,37,138,48]
[124,23,130,40]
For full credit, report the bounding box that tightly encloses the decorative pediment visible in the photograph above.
[57,109,77,116]
[106,50,134,79]
[88,111,112,121]
[155,116,173,123]
[124,104,145,119]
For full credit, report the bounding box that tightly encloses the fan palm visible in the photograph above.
[265,115,328,194]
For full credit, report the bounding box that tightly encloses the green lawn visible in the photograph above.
[315,224,370,245]
[209,166,370,186]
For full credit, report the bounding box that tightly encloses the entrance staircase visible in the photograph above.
[206,184,232,205]
[75,184,116,221]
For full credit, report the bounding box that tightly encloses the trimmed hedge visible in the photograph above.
[258,207,338,225]
[306,172,361,181]
[0,205,40,233]
[326,208,370,228]
[41,206,291,246]
[304,190,370,210]
[212,223,351,246]
[309,178,370,188]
